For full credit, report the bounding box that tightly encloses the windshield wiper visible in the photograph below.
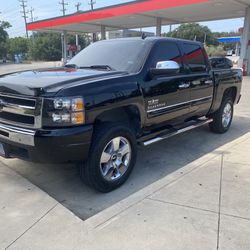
[80,65,116,71]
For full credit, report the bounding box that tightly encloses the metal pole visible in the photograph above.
[63,31,67,64]
[239,6,250,74]
[101,25,106,40]
[156,17,162,37]
[61,33,64,63]
[75,3,81,48]
[76,34,79,46]
[89,0,96,42]
[59,1,68,63]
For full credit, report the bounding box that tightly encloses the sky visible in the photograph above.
[0,0,245,38]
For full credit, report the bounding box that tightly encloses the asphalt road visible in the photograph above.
[0,63,249,220]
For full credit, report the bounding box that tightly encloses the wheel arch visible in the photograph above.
[94,105,143,136]
[223,86,237,103]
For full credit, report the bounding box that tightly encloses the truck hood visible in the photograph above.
[0,67,128,96]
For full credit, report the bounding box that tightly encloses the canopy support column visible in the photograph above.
[101,25,106,40]
[156,17,162,37]
[239,6,250,75]
[61,31,68,65]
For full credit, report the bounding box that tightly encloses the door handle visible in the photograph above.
[179,83,190,89]
[202,80,213,85]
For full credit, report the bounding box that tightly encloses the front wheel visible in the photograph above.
[209,97,234,134]
[79,123,137,193]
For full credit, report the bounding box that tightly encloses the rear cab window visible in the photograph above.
[182,43,207,73]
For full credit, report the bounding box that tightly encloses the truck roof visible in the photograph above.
[98,36,203,46]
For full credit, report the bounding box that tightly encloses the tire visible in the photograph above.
[79,123,137,193]
[209,96,234,134]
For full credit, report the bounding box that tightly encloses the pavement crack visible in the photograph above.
[4,202,59,250]
[221,213,250,222]
[216,153,224,250]
[146,197,218,215]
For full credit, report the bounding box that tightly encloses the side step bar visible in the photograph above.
[140,118,213,147]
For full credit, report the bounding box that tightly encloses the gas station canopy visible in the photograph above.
[217,37,241,43]
[27,0,250,34]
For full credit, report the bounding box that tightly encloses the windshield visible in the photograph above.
[68,39,150,73]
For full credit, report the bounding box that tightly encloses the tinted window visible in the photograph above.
[150,42,183,70]
[68,39,151,73]
[183,43,206,72]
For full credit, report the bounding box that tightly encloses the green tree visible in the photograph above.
[6,37,28,59]
[28,32,90,61]
[28,33,62,61]
[165,23,218,46]
[0,21,11,58]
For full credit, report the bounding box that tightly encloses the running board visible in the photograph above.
[139,118,213,147]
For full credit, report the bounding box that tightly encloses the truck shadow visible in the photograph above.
[2,114,250,220]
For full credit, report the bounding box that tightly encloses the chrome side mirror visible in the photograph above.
[150,60,180,77]
[156,61,180,70]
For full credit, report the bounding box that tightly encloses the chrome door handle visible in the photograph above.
[203,80,213,84]
[179,83,190,89]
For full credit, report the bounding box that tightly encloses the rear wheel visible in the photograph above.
[209,96,234,134]
[79,123,137,193]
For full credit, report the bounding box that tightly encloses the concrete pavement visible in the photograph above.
[0,64,250,249]
[1,132,250,250]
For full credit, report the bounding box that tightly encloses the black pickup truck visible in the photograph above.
[0,37,242,192]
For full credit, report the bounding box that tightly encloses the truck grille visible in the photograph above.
[0,94,43,128]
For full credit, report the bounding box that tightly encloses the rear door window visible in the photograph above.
[183,43,207,73]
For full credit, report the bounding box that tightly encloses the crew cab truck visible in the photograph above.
[0,37,242,192]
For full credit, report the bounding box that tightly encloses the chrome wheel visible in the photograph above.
[100,137,131,182]
[222,103,232,128]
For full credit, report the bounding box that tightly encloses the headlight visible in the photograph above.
[43,96,85,127]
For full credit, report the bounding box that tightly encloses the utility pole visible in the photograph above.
[19,0,29,38]
[29,7,34,22]
[75,2,81,12]
[59,0,68,16]
[89,0,96,10]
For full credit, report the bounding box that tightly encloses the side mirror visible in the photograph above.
[150,61,180,77]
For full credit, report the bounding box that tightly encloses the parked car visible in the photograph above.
[209,57,233,69]
[0,37,242,192]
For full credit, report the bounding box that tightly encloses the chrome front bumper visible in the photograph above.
[0,123,35,146]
